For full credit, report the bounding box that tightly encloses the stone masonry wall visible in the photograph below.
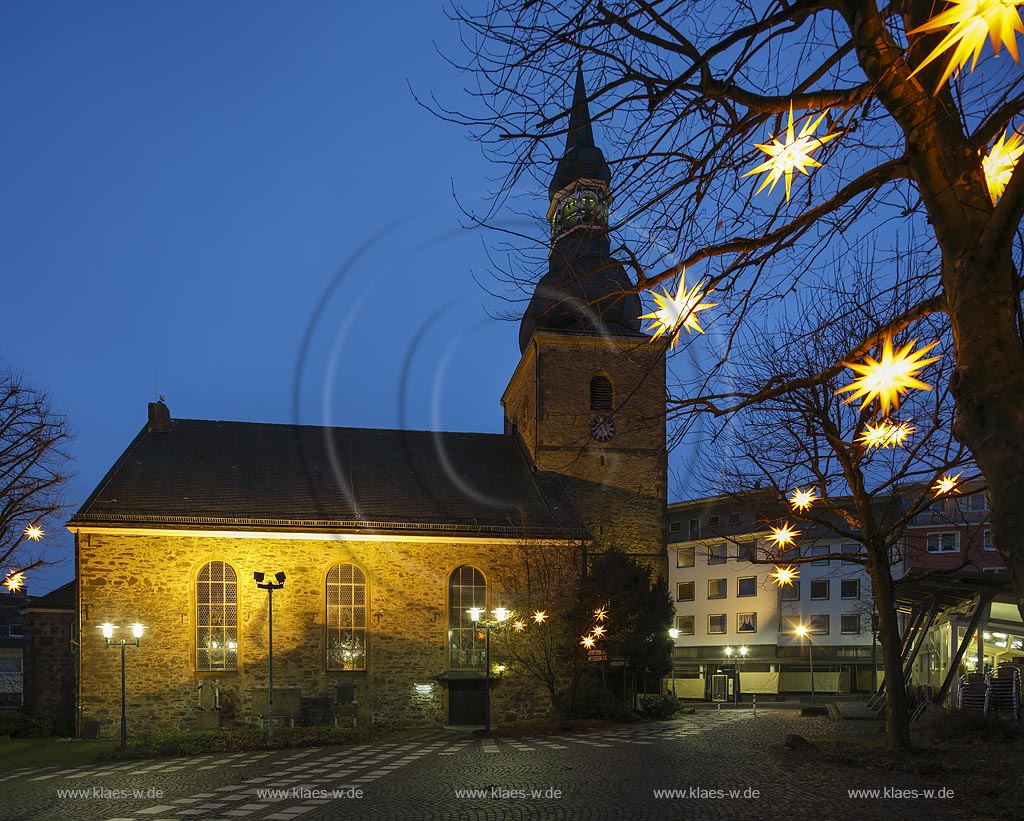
[22,610,76,727]
[78,531,556,737]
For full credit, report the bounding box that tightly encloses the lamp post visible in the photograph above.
[99,622,144,752]
[795,624,815,704]
[254,571,286,741]
[725,646,748,704]
[668,628,679,697]
[468,606,509,732]
[738,646,748,705]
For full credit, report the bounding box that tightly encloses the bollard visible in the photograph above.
[753,693,757,716]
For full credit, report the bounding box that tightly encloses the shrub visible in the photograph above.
[0,709,59,738]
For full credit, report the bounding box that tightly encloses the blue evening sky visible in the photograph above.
[4,3,682,595]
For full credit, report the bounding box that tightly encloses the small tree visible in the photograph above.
[495,540,673,719]
[0,367,73,589]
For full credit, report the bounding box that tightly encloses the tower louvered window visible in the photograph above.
[590,374,614,412]
[196,561,238,671]
[327,563,367,671]
[448,565,486,670]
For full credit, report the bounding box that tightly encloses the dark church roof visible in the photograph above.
[70,414,581,539]
[519,66,644,353]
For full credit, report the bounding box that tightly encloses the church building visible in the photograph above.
[69,68,667,735]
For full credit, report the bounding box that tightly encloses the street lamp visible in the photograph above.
[795,624,815,704]
[254,571,286,741]
[668,628,679,697]
[99,622,144,752]
[468,606,509,732]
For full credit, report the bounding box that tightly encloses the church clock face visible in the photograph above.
[589,414,616,443]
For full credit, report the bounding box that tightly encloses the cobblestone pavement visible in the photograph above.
[2,710,979,821]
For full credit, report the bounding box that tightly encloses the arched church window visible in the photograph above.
[590,374,614,412]
[196,561,238,671]
[448,565,486,670]
[326,563,367,671]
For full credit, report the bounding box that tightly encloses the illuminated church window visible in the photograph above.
[326,563,367,671]
[196,561,238,671]
[448,565,486,670]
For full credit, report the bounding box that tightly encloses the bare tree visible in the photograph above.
[691,287,968,747]
[0,368,73,587]
[442,2,1024,655]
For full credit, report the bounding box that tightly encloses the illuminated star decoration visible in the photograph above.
[23,524,44,542]
[591,624,606,638]
[513,620,526,633]
[533,611,548,624]
[769,565,799,587]
[640,270,717,347]
[858,420,916,449]
[837,337,941,417]
[908,0,1024,94]
[934,472,962,494]
[789,488,818,513]
[593,606,608,622]
[984,128,1024,204]
[581,635,596,649]
[768,523,799,550]
[4,572,25,593]
[744,103,841,200]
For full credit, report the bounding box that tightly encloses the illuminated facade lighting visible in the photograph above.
[640,270,717,346]
[837,337,941,416]
[744,103,840,200]
[908,0,1024,93]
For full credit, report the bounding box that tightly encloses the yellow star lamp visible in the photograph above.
[768,523,799,549]
[770,565,799,587]
[934,472,962,494]
[908,0,1024,93]
[837,336,941,417]
[984,128,1024,204]
[789,488,818,512]
[640,271,717,346]
[858,420,915,449]
[744,103,841,200]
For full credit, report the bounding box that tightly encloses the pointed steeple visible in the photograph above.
[517,65,641,353]
[548,66,611,201]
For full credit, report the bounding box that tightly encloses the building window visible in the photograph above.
[196,561,238,671]
[810,580,830,600]
[689,519,700,540]
[708,579,727,599]
[807,544,830,566]
[780,614,800,635]
[589,374,613,412]
[841,579,860,599]
[708,543,727,564]
[676,615,694,635]
[448,565,486,670]
[781,581,800,601]
[727,512,741,525]
[7,624,23,638]
[676,546,694,567]
[841,614,861,635]
[737,612,757,633]
[676,581,695,602]
[707,515,720,527]
[708,614,727,634]
[808,614,830,635]
[326,563,367,671]
[983,529,994,551]
[669,521,682,534]
[926,532,959,553]
[737,542,756,562]
[737,576,757,597]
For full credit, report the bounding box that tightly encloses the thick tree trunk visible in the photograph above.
[948,250,1024,622]
[867,549,912,749]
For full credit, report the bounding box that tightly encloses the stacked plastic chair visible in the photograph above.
[956,672,990,715]
[988,664,1021,720]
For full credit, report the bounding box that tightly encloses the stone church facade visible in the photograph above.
[69,68,667,736]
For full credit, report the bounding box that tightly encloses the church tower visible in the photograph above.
[502,67,667,566]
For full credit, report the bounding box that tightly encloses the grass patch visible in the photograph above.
[0,737,118,770]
